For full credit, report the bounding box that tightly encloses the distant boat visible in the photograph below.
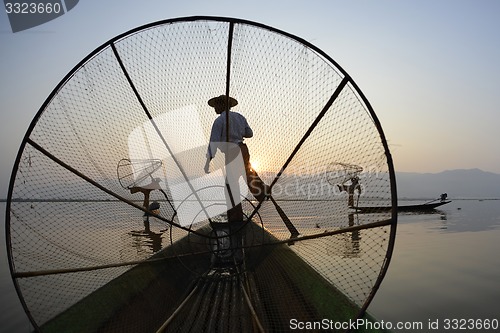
[353,200,452,213]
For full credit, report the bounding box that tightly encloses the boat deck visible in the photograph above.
[40,221,388,333]
[165,268,258,332]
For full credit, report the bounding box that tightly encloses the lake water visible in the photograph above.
[370,199,500,332]
[1,199,500,332]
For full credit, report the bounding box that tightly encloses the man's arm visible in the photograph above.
[244,126,253,138]
[205,117,222,173]
[207,117,222,159]
[243,117,253,138]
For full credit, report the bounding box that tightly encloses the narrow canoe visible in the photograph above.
[40,221,390,333]
[353,201,451,213]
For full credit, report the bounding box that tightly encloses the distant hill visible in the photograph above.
[396,168,500,199]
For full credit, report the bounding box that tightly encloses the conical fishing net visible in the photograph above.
[6,17,397,332]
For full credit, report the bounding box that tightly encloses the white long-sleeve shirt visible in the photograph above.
[207,111,253,159]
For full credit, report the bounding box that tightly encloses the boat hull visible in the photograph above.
[41,221,389,332]
[353,201,451,213]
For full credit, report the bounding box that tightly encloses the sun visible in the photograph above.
[250,160,259,171]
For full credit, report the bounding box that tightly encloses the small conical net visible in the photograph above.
[6,17,396,332]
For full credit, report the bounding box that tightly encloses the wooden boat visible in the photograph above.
[39,221,390,333]
[353,200,451,213]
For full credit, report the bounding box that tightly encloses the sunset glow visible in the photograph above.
[250,160,259,171]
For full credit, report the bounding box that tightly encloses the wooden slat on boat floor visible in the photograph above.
[167,268,255,333]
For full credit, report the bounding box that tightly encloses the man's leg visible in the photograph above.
[225,146,244,223]
[240,143,269,202]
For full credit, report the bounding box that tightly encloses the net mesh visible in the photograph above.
[6,17,396,332]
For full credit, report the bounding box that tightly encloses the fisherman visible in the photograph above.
[129,178,162,232]
[337,176,361,207]
[204,95,269,221]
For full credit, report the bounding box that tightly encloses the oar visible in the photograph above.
[269,196,300,239]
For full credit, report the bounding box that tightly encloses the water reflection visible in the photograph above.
[398,208,449,230]
[399,199,500,232]
[345,213,361,258]
[129,230,163,254]
[397,207,447,217]
[123,201,167,257]
[121,212,166,261]
[370,201,500,330]
[319,214,362,258]
[293,212,390,306]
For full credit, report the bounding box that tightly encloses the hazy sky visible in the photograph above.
[1,0,500,199]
